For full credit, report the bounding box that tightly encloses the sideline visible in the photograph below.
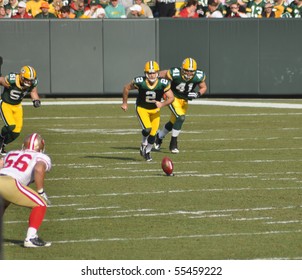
[22,99,302,109]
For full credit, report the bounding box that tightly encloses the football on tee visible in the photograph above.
[161,157,174,176]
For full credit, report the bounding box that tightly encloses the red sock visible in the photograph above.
[29,206,47,230]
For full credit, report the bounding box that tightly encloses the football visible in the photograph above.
[161,157,174,176]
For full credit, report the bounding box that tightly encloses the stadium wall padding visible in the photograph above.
[0,19,301,97]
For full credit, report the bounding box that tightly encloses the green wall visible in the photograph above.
[0,19,301,96]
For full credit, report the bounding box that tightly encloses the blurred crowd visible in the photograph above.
[0,0,301,19]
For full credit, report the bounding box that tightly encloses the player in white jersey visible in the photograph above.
[0,133,52,248]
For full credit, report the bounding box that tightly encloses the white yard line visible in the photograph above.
[23,99,302,109]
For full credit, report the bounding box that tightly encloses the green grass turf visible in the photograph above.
[2,99,302,260]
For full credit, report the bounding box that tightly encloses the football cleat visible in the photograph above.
[24,236,51,248]
[154,133,163,151]
[169,137,179,154]
[144,152,152,162]
[142,146,152,161]
[0,146,7,156]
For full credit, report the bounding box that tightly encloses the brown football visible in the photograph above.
[161,157,174,176]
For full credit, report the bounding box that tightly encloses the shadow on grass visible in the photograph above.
[4,238,23,247]
[83,155,137,161]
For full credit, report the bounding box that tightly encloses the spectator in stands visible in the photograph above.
[105,0,126,18]
[4,0,18,17]
[126,4,147,17]
[144,0,157,16]
[287,0,302,17]
[198,0,226,17]
[49,0,63,17]
[12,1,33,17]
[273,0,289,18]
[71,0,86,18]
[245,0,266,17]
[26,0,47,17]
[59,5,76,18]
[206,0,224,17]
[0,5,7,18]
[226,1,247,17]
[261,2,276,17]
[132,0,154,17]
[35,2,57,18]
[82,0,106,17]
[156,0,176,17]
[177,0,199,17]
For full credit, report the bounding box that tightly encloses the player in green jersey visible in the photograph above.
[0,65,41,154]
[155,57,207,153]
[121,61,174,161]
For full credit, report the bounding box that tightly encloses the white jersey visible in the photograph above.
[0,149,51,186]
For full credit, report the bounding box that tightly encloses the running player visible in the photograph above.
[155,57,207,153]
[0,133,52,247]
[0,65,41,155]
[121,61,174,161]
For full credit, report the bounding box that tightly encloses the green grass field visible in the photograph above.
[1,98,302,260]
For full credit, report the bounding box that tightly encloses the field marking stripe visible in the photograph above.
[22,100,302,109]
[4,229,301,247]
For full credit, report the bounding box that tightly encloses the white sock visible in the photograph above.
[26,227,37,240]
[172,129,180,137]
[142,136,148,146]
[146,143,153,153]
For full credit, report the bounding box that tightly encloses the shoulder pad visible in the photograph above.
[169,67,181,77]
[32,78,38,87]
[195,70,206,82]
[6,73,17,85]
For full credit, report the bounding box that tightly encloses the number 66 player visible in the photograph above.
[121,61,174,162]
[0,133,52,248]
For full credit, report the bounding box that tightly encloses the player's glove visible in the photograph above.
[38,189,51,205]
[33,100,41,108]
[187,92,201,100]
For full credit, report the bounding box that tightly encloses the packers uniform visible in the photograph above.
[133,75,171,136]
[287,1,302,17]
[246,0,266,17]
[0,66,39,153]
[166,67,205,125]
[155,57,207,153]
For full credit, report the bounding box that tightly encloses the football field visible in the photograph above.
[1,98,302,260]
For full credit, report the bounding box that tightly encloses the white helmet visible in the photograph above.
[22,133,45,153]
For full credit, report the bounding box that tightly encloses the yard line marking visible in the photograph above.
[23,100,302,109]
[265,220,301,224]
[77,206,120,211]
[4,205,301,224]
[4,229,301,248]
[45,187,302,200]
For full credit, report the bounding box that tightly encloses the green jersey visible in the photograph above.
[167,67,206,100]
[133,76,171,110]
[246,0,266,17]
[287,2,302,17]
[1,73,38,105]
